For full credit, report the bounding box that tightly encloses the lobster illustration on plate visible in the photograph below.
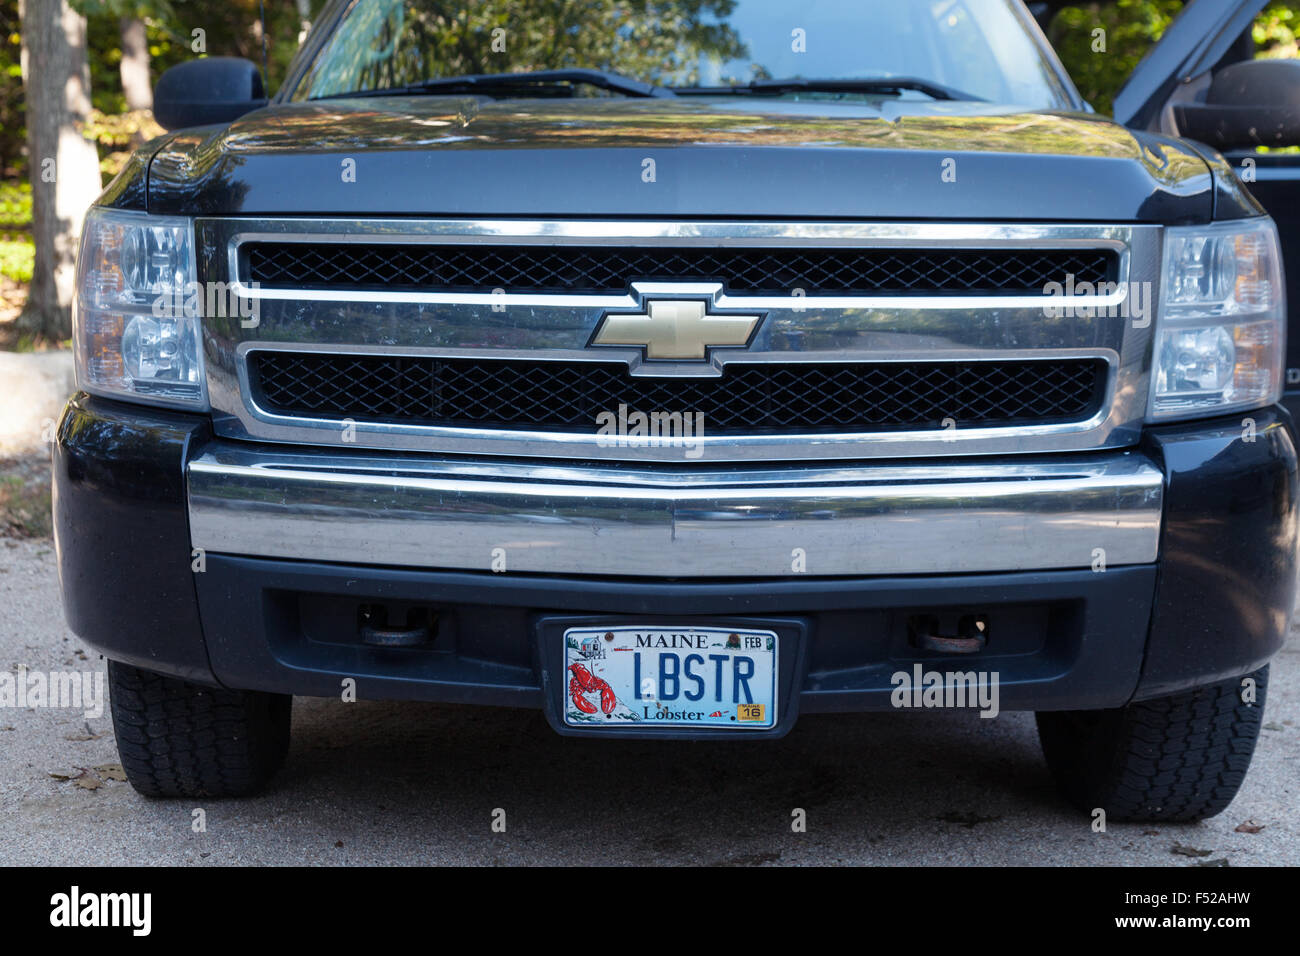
[568,662,617,715]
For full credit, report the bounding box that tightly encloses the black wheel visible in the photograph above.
[1036,666,1268,822]
[107,660,291,798]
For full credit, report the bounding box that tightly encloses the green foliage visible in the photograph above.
[1,0,332,190]
[78,1,331,114]
[0,180,29,229]
[0,0,23,177]
[0,180,31,283]
[0,240,32,283]
[144,0,333,90]
[84,107,164,177]
[1048,0,1182,116]
[1255,2,1300,58]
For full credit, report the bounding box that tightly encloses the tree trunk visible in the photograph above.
[18,0,102,341]
[296,0,313,44]
[119,16,152,112]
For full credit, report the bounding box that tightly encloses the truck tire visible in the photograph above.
[1036,666,1267,822]
[107,660,291,798]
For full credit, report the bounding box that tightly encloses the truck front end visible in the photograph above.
[54,0,1297,819]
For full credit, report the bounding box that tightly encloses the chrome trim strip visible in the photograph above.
[187,445,1164,577]
[221,217,1137,246]
[230,285,1131,310]
[195,218,1159,462]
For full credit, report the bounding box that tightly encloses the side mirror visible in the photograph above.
[153,57,268,131]
[1175,59,1300,150]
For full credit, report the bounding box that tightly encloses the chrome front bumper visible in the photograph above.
[187,445,1163,577]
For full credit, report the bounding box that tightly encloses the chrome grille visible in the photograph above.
[243,241,1116,296]
[197,218,1156,462]
[249,352,1107,434]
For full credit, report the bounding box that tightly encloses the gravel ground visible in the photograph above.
[0,535,1296,866]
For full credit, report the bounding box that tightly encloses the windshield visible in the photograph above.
[295,0,1077,109]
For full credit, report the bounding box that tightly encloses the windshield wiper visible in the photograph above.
[313,69,675,101]
[674,76,985,102]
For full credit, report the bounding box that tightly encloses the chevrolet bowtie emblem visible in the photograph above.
[591,300,761,360]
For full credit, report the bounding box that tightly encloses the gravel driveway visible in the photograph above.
[1,536,1296,866]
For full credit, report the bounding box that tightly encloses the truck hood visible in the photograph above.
[145,95,1217,222]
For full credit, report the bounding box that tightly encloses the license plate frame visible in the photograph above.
[561,625,779,730]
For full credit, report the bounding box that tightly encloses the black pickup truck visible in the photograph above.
[57,0,1298,820]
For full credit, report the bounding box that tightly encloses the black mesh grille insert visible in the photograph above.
[243,243,1116,296]
[248,352,1106,434]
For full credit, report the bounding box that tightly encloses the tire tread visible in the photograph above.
[108,661,290,798]
[1037,667,1267,822]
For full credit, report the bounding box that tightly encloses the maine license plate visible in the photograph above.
[562,625,778,729]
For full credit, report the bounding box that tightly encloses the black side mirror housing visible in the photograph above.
[153,57,268,131]
[1175,59,1300,150]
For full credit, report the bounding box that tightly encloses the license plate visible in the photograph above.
[562,625,778,729]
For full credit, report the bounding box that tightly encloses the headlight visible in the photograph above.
[74,206,206,409]
[1149,218,1284,421]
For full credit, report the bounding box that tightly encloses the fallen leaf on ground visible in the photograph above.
[1171,843,1214,857]
[1262,722,1285,731]
[1234,820,1264,834]
[1195,858,1230,867]
[65,728,106,742]
[49,766,121,790]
